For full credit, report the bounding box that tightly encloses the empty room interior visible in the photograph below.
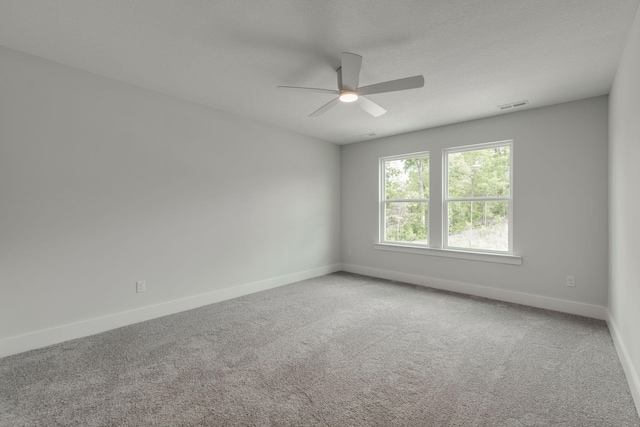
[1,1,640,426]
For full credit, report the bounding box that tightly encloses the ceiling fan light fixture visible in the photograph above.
[339,90,358,103]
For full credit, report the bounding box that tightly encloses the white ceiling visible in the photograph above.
[1,1,638,144]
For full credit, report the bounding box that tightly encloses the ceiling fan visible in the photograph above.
[278,52,425,118]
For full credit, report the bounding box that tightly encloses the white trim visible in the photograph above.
[380,150,431,162]
[385,198,431,203]
[373,243,523,265]
[444,139,514,154]
[447,196,510,202]
[342,263,606,319]
[607,313,640,416]
[0,264,342,359]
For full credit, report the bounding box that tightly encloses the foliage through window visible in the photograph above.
[380,153,429,245]
[444,142,512,252]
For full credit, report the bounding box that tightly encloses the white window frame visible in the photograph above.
[443,140,513,254]
[375,140,521,265]
[379,151,430,247]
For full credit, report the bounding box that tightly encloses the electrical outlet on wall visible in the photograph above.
[136,280,146,293]
[566,276,576,287]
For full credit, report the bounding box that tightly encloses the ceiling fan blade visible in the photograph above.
[357,75,425,96]
[358,96,387,117]
[340,52,362,90]
[309,98,340,117]
[277,86,339,95]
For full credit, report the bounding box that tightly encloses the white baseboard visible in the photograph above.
[0,264,342,359]
[607,313,640,416]
[341,263,608,320]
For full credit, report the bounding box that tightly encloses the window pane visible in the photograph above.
[385,202,428,244]
[448,146,510,198]
[447,201,509,251]
[385,157,429,200]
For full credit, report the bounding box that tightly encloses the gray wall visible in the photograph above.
[342,97,609,316]
[609,3,640,411]
[0,46,341,355]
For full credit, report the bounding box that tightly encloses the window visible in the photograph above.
[444,141,512,253]
[377,140,517,263]
[380,152,429,245]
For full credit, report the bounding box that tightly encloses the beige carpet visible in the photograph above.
[1,272,638,426]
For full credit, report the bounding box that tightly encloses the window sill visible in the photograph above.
[373,243,522,265]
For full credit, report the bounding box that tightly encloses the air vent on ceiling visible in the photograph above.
[498,100,529,110]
